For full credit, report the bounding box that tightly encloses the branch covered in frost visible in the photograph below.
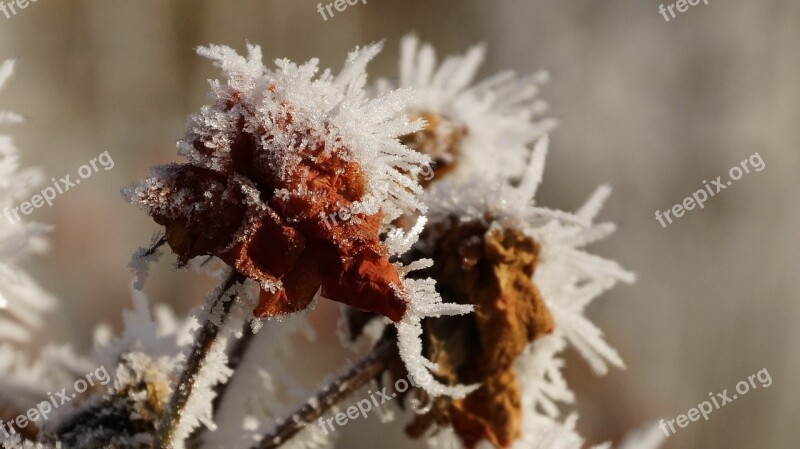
[155,270,245,449]
[252,330,398,449]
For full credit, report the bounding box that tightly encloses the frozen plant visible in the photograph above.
[0,59,54,346]
[0,38,664,449]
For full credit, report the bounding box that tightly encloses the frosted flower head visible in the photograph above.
[401,224,554,449]
[388,137,635,449]
[125,43,432,322]
[380,35,557,183]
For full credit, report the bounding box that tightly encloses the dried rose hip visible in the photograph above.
[126,44,431,322]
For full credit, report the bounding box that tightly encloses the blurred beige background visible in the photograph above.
[1,1,799,448]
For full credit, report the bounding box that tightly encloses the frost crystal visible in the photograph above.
[203,312,332,449]
[183,41,429,223]
[167,269,257,448]
[394,272,477,398]
[379,35,557,182]
[0,59,55,345]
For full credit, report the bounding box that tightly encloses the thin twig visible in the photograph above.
[143,234,167,257]
[155,270,244,449]
[186,322,257,449]
[252,329,399,449]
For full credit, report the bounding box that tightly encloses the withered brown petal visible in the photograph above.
[400,225,554,448]
[321,249,406,322]
[255,249,322,317]
[477,228,554,373]
[141,165,248,264]
[223,207,306,285]
[450,371,521,449]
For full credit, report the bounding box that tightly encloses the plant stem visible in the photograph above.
[187,322,257,449]
[252,330,399,449]
[144,234,167,257]
[213,322,256,409]
[156,270,244,449]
